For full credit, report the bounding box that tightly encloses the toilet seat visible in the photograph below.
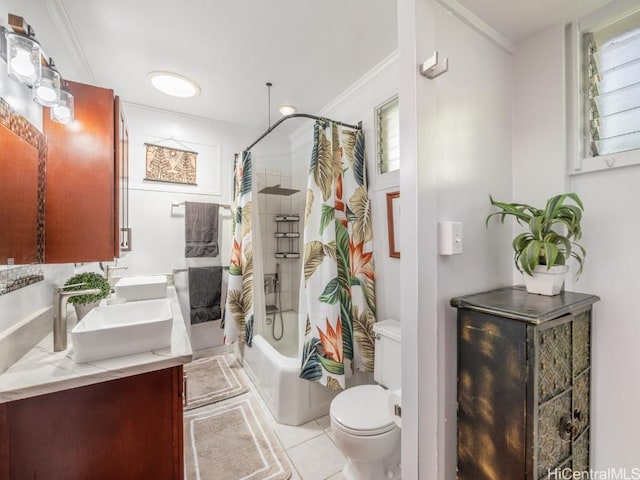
[330,385,396,437]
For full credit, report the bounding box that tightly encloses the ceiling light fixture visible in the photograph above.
[279,105,297,116]
[148,71,201,98]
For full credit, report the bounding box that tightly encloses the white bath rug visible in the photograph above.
[184,395,292,480]
[184,353,248,410]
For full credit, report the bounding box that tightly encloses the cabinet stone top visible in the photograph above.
[450,285,600,324]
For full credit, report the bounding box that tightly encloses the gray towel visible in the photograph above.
[185,202,219,257]
[189,266,223,324]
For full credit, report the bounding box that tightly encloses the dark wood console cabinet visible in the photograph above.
[0,366,184,480]
[451,286,599,480]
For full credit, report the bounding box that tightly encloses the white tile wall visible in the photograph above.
[254,167,305,314]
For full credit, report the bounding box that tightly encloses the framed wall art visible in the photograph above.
[386,190,400,258]
[144,143,197,185]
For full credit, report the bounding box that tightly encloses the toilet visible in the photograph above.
[330,319,401,480]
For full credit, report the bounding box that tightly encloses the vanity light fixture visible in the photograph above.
[2,14,74,124]
[279,104,297,116]
[148,71,201,98]
[50,85,74,124]
[33,60,61,107]
[5,28,41,86]
[0,26,7,62]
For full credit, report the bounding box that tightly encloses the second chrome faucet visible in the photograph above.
[53,284,100,352]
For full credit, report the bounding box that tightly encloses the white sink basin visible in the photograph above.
[114,275,167,301]
[71,298,173,363]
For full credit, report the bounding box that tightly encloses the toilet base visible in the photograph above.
[340,445,401,480]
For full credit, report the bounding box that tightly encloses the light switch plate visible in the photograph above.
[438,221,463,255]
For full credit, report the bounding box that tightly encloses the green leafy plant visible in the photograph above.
[486,193,586,278]
[64,272,111,304]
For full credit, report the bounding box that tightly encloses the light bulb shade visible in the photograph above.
[33,65,61,107]
[51,89,74,124]
[5,31,41,86]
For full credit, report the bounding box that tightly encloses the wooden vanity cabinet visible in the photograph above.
[0,366,184,480]
[44,80,129,263]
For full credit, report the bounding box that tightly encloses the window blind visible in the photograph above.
[376,96,399,174]
[584,10,640,157]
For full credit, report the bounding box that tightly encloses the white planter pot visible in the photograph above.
[523,265,569,296]
[73,301,100,320]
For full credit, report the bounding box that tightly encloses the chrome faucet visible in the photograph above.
[105,264,128,285]
[53,284,100,352]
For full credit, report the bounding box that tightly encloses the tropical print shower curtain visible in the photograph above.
[224,151,255,346]
[300,121,377,390]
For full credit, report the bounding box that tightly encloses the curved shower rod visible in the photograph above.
[244,113,362,153]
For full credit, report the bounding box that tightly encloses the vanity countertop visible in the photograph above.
[0,286,193,403]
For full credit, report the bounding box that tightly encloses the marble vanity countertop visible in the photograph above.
[0,286,193,403]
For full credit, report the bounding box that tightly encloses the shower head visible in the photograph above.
[258,184,300,196]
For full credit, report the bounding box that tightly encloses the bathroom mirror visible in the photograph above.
[0,97,46,265]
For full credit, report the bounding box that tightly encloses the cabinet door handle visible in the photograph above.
[558,414,577,440]
[183,372,188,407]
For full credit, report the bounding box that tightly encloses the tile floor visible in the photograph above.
[236,358,346,480]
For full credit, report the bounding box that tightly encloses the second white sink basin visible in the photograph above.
[114,275,168,301]
[72,298,173,363]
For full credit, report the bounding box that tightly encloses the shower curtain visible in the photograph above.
[299,121,377,390]
[223,151,255,347]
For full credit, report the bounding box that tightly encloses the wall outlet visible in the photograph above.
[438,221,463,255]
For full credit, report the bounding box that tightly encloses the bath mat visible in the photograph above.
[184,353,248,410]
[184,395,292,480]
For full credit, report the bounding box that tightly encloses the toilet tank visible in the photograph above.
[373,319,401,390]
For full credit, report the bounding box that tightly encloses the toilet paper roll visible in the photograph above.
[388,389,402,428]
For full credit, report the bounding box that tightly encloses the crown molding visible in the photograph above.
[289,49,399,141]
[45,0,96,83]
[436,0,516,54]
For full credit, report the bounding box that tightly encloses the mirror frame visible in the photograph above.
[0,97,47,263]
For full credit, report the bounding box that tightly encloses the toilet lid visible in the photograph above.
[330,385,396,436]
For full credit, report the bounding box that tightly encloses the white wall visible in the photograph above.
[513,17,640,471]
[513,25,568,207]
[120,103,290,275]
[432,5,514,478]
[118,103,290,351]
[399,0,515,477]
[571,169,640,469]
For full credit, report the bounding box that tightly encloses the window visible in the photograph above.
[582,10,640,159]
[376,95,399,174]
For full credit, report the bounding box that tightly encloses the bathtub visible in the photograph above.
[243,310,338,426]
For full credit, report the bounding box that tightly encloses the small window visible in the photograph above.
[376,95,399,174]
[583,10,640,158]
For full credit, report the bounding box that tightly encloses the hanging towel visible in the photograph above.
[188,266,223,324]
[185,202,219,257]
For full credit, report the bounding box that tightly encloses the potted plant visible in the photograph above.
[486,192,586,296]
[64,272,111,319]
